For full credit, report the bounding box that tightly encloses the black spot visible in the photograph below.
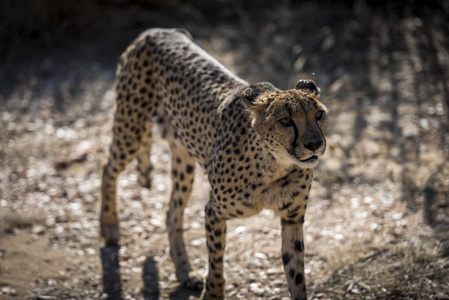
[186,164,194,174]
[282,253,291,265]
[289,268,295,279]
[288,213,298,219]
[281,180,291,187]
[295,273,304,285]
[294,240,304,252]
[289,205,301,214]
[280,202,292,210]
[242,201,254,208]
[281,218,299,226]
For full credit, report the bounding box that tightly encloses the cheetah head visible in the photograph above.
[242,80,328,169]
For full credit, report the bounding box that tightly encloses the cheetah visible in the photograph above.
[100,28,328,300]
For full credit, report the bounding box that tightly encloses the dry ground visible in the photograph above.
[1,2,449,299]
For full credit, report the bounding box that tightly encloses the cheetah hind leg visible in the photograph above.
[137,122,154,189]
[101,133,141,245]
[166,138,203,290]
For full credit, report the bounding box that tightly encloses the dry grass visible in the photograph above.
[313,240,449,299]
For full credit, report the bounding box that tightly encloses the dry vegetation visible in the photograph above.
[0,1,448,299]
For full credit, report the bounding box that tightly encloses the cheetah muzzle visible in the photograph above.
[100,28,328,300]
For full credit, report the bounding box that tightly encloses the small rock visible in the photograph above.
[234,226,246,234]
[267,268,280,275]
[254,252,268,260]
[32,225,45,235]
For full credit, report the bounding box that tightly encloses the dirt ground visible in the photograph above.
[1,1,449,299]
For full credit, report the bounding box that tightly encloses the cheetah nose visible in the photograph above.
[304,138,322,152]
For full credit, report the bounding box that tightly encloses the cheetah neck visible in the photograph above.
[258,137,312,184]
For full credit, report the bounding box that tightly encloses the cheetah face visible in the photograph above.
[242,80,328,168]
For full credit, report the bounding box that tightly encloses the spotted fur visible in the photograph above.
[100,28,328,300]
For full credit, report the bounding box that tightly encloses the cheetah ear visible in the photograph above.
[295,79,320,98]
[241,88,258,107]
[241,82,277,111]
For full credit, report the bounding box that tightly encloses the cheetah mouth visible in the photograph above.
[300,155,318,163]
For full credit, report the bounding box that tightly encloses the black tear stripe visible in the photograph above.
[290,122,299,154]
[285,102,298,154]
[316,119,327,151]
[312,99,327,149]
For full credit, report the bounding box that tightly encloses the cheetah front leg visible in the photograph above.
[201,200,227,300]
[281,219,307,300]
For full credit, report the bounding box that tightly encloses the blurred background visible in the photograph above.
[0,0,448,299]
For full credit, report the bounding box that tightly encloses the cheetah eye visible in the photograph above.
[315,111,324,121]
[279,117,293,127]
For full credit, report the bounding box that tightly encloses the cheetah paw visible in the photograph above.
[182,271,204,290]
[101,224,119,246]
[138,169,152,189]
